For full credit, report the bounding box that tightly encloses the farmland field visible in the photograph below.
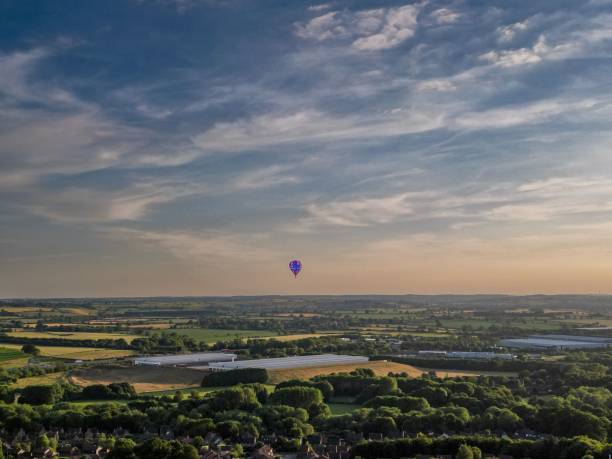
[0,344,134,360]
[10,372,66,389]
[6,330,139,342]
[266,360,425,384]
[0,346,25,361]
[174,328,278,342]
[70,366,206,393]
[0,346,28,368]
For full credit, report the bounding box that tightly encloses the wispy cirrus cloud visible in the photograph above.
[108,227,278,261]
[192,108,444,153]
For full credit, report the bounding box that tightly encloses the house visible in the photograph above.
[249,444,275,459]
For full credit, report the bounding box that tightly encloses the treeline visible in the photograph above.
[5,381,137,405]
[352,434,612,459]
[1,364,611,457]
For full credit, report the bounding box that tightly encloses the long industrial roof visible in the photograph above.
[134,352,236,365]
[209,353,368,370]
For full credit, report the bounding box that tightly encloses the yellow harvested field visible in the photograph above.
[267,361,517,383]
[7,330,139,343]
[10,372,66,389]
[267,360,424,383]
[0,358,30,369]
[0,344,134,360]
[70,366,206,393]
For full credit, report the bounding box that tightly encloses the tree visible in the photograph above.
[19,384,63,405]
[231,444,244,458]
[456,444,474,459]
[35,433,50,450]
[107,438,136,459]
[269,387,323,409]
[21,343,40,356]
[217,421,240,440]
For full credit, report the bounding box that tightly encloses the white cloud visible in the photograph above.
[454,98,598,129]
[25,181,204,223]
[430,8,462,25]
[479,35,552,67]
[295,4,421,51]
[483,16,612,69]
[294,12,348,41]
[417,79,456,91]
[229,165,299,191]
[305,192,419,226]
[496,19,530,43]
[352,5,420,51]
[109,228,277,261]
[308,3,333,12]
[193,109,444,153]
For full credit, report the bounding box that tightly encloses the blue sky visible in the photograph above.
[1,0,612,297]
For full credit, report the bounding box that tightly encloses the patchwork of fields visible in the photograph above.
[175,328,278,342]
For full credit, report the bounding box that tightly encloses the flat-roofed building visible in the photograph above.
[500,336,611,350]
[208,354,368,371]
[133,352,237,366]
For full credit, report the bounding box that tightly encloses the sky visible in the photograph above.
[1,0,612,297]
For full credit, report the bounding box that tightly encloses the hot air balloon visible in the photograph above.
[289,259,302,278]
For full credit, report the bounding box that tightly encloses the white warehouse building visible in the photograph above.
[208,354,368,371]
[134,352,237,366]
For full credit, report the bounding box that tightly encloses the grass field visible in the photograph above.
[10,372,66,389]
[0,346,26,361]
[174,328,278,342]
[328,402,361,415]
[0,344,134,360]
[0,346,28,368]
[70,366,206,393]
[6,330,139,343]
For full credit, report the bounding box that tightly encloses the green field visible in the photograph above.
[0,346,26,361]
[328,402,360,415]
[174,328,278,342]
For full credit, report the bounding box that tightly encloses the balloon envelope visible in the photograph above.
[289,259,302,277]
